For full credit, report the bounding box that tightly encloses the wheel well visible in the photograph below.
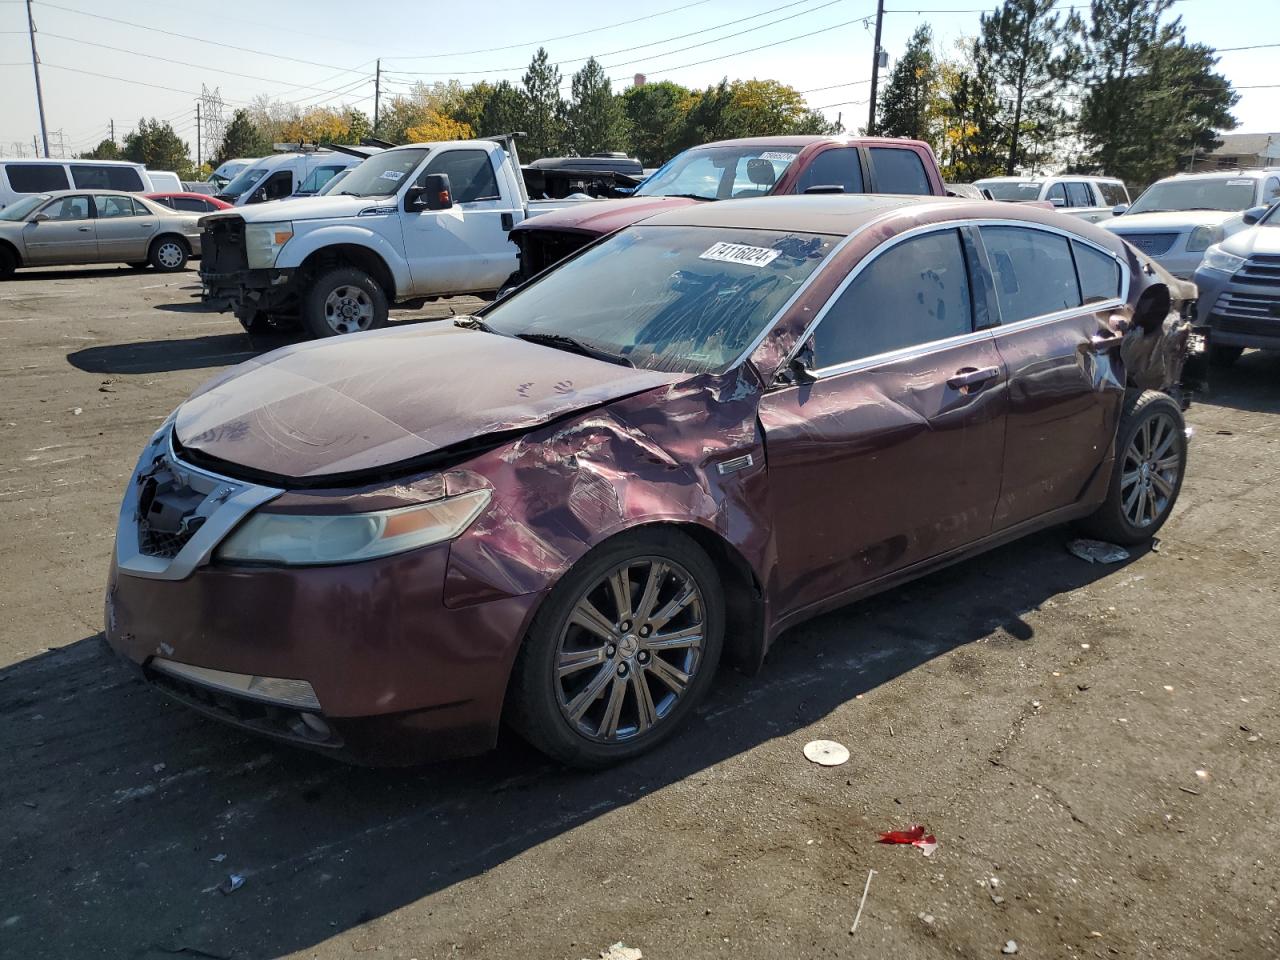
[151,233,190,253]
[299,244,396,300]
[0,238,23,266]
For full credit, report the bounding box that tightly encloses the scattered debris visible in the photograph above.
[72,407,83,416]
[879,825,938,856]
[803,739,850,766]
[1002,940,1019,954]
[590,943,642,960]
[849,869,876,935]
[1178,786,1200,796]
[209,853,226,863]
[1163,685,1174,692]
[217,874,245,895]
[917,912,936,926]
[22,801,37,809]
[1248,735,1260,743]
[1067,539,1130,564]
[1215,429,1233,436]
[1195,769,1211,781]
[153,762,166,773]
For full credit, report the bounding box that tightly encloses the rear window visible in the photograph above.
[1098,181,1129,206]
[71,164,144,191]
[1073,241,1122,303]
[870,148,931,194]
[173,197,209,213]
[1066,182,1094,207]
[795,147,864,194]
[982,181,1042,201]
[6,163,69,193]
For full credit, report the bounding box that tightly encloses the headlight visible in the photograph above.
[245,221,294,269]
[1200,244,1245,275]
[215,489,491,566]
[1186,224,1223,252]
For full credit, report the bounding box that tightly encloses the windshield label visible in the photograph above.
[1227,179,1252,185]
[700,241,781,267]
[758,151,796,162]
[379,170,406,181]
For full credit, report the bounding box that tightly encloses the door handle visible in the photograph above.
[946,366,1000,390]
[78,226,92,232]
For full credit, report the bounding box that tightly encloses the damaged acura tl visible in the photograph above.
[105,195,1200,768]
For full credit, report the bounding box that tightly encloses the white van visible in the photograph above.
[214,151,364,206]
[147,170,184,192]
[0,159,154,210]
[974,174,1131,223]
[208,158,256,191]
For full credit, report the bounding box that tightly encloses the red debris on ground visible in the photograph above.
[878,825,938,856]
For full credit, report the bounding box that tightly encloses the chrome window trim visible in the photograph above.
[777,217,1131,380]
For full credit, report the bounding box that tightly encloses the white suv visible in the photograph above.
[1104,169,1280,279]
[974,175,1131,223]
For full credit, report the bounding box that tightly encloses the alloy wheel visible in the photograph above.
[323,285,375,334]
[157,242,184,269]
[555,557,706,743]
[1120,411,1181,528]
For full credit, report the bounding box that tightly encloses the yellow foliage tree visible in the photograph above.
[404,110,474,143]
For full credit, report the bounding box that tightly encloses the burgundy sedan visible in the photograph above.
[145,192,233,214]
[105,195,1193,767]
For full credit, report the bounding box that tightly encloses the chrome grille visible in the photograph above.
[1118,232,1178,256]
[1212,289,1280,321]
[1236,254,1280,287]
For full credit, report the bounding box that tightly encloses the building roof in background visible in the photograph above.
[1204,133,1280,158]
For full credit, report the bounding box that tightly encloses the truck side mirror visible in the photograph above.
[1049,196,1066,208]
[1112,204,1129,216]
[1242,205,1269,225]
[409,173,453,211]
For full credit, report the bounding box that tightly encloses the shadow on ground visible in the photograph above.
[66,332,294,374]
[0,529,1127,959]
[1196,349,1280,415]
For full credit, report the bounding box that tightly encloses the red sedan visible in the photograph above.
[145,192,232,214]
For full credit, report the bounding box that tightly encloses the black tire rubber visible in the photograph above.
[237,310,273,334]
[148,235,189,272]
[126,261,150,271]
[302,266,389,338]
[507,527,725,769]
[0,246,15,279]
[1077,390,1186,545]
[1208,343,1243,367]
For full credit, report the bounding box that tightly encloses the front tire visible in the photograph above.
[149,236,189,272]
[303,267,388,338]
[0,246,15,279]
[508,528,725,769]
[1078,390,1186,545]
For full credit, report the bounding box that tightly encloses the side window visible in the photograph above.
[869,148,930,194]
[423,150,500,204]
[70,164,143,190]
[981,226,1082,322]
[1073,241,1122,303]
[1099,181,1129,206]
[1045,183,1067,205]
[40,195,91,221]
[97,194,142,218]
[812,229,973,368]
[261,171,294,201]
[1066,182,1093,207]
[173,198,207,213]
[152,196,176,209]
[7,164,69,193]
[794,147,864,194]
[1264,178,1280,203]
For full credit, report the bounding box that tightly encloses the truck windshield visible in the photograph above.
[1127,177,1258,214]
[327,149,428,198]
[481,225,836,375]
[634,145,804,201]
[219,167,267,199]
[980,181,1043,200]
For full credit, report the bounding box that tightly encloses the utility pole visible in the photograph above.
[32,134,39,158]
[866,0,885,136]
[374,59,381,131]
[25,0,49,158]
[196,102,202,168]
[110,118,115,145]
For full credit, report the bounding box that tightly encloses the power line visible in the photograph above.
[642,14,868,77]
[1217,43,1280,52]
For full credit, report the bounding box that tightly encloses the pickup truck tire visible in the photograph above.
[148,236,189,272]
[304,267,388,338]
[1077,390,1186,545]
[0,246,15,279]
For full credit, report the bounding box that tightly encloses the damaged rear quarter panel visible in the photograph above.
[442,367,771,610]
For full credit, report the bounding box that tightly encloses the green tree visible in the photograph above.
[522,47,567,160]
[724,79,837,137]
[568,58,629,156]
[343,109,373,145]
[979,0,1080,174]
[939,41,1006,180]
[79,138,120,160]
[622,80,692,166]
[875,25,941,144]
[214,109,271,166]
[122,118,192,178]
[479,80,529,139]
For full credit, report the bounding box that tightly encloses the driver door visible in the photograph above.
[23,194,98,264]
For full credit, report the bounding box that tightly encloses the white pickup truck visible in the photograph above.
[199,136,589,337]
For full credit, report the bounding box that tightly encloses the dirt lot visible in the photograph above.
[1,264,1278,960]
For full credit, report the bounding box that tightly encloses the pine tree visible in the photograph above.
[123,118,192,177]
[622,81,692,166]
[479,81,529,139]
[568,58,629,156]
[214,109,271,166]
[876,25,941,145]
[941,41,1006,180]
[979,0,1079,174]
[522,47,567,160]
[79,138,121,161]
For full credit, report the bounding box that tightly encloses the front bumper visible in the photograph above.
[200,266,297,319]
[1194,267,1280,350]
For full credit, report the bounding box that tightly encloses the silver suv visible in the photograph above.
[1104,169,1280,278]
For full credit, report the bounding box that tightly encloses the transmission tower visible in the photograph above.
[199,84,227,166]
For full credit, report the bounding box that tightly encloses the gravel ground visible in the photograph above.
[1,264,1278,960]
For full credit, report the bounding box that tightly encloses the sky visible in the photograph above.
[0,0,1274,163]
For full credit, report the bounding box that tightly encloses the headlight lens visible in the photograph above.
[1200,244,1245,275]
[215,489,491,566]
[1186,224,1224,252]
[244,220,294,269]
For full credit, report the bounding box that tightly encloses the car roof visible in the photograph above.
[1159,168,1279,182]
[0,158,143,167]
[976,174,1121,183]
[636,194,952,235]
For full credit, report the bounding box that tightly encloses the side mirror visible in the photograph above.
[1112,204,1129,217]
[415,173,452,210]
[1049,196,1066,208]
[1242,205,1269,225]
[30,212,49,223]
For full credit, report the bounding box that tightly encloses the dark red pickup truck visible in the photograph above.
[508,134,946,284]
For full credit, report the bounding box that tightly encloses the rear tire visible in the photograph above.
[149,236,189,272]
[1077,390,1186,545]
[0,246,15,280]
[1208,343,1243,367]
[302,267,388,338]
[507,528,724,769]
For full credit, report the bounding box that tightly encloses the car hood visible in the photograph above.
[173,323,682,482]
[510,195,700,236]
[1220,225,1280,258]
[207,194,395,224]
[1104,209,1242,232]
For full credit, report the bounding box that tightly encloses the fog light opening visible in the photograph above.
[289,712,332,742]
